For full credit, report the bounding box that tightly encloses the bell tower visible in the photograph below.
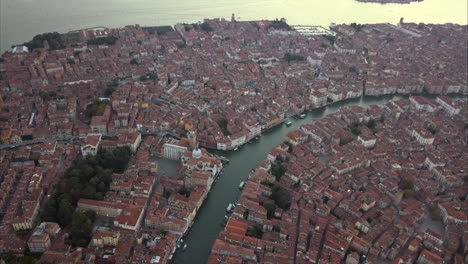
[188,131,197,150]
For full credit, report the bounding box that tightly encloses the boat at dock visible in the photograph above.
[239,181,245,189]
[285,121,292,126]
[299,113,307,119]
[226,203,235,213]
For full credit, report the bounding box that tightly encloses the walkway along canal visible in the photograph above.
[172,94,464,264]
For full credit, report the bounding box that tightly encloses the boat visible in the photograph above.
[183,244,187,251]
[221,216,229,227]
[299,113,306,119]
[234,147,239,151]
[239,181,245,189]
[226,203,235,213]
[285,121,292,126]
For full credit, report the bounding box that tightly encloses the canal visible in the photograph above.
[172,94,410,263]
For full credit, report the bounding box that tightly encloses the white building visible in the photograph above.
[217,141,228,151]
[357,134,376,148]
[307,55,322,67]
[12,45,29,53]
[310,91,328,107]
[163,142,188,160]
[436,96,460,115]
[229,134,246,149]
[409,96,437,112]
[411,127,434,145]
[81,134,102,157]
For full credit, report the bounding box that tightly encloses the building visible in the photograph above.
[187,131,197,150]
[28,233,51,253]
[12,45,29,53]
[117,132,142,153]
[411,127,434,145]
[416,249,445,264]
[307,55,322,67]
[90,105,111,133]
[90,116,107,134]
[77,199,145,231]
[163,138,189,160]
[27,222,60,253]
[436,96,460,115]
[91,230,120,247]
[357,127,376,148]
[181,148,223,189]
[81,134,102,157]
[310,91,328,107]
[438,201,468,225]
[410,96,437,112]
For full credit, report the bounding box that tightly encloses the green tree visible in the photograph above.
[284,53,305,63]
[217,118,230,136]
[399,178,415,190]
[42,197,58,222]
[57,199,74,226]
[66,211,95,247]
[324,35,336,45]
[243,209,250,220]
[270,186,291,210]
[200,22,214,32]
[81,186,96,199]
[263,203,276,219]
[246,224,263,239]
[270,162,287,181]
[87,36,118,45]
[366,119,376,130]
[268,19,292,31]
[349,122,361,136]
[41,147,131,227]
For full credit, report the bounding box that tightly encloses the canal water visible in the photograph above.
[173,94,407,263]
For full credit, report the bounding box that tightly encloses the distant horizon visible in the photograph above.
[1,0,466,53]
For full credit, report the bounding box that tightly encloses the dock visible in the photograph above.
[212,154,229,164]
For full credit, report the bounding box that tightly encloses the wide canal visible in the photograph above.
[173,94,412,263]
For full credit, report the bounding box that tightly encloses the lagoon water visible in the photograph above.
[1,0,467,53]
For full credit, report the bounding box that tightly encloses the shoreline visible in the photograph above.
[3,20,468,56]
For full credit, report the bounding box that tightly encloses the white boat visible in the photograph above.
[226,203,235,212]
[183,244,187,251]
[239,181,245,189]
[299,113,306,119]
[234,147,239,151]
[285,121,292,126]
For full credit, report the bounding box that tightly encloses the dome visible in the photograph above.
[192,148,202,159]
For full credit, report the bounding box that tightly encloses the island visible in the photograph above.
[0,16,466,264]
